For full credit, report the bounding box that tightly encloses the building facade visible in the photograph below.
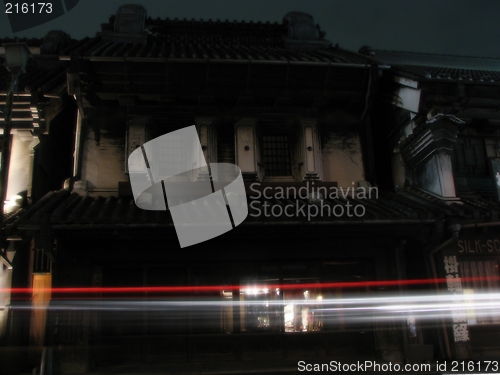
[1,5,500,374]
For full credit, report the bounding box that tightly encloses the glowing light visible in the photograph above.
[4,194,23,213]
[6,292,500,330]
[241,287,270,295]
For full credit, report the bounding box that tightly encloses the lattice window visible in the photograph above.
[452,136,496,196]
[262,135,292,177]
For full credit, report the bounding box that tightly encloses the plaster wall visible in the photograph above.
[321,132,365,187]
[6,134,30,198]
[79,125,368,191]
[80,127,127,194]
[392,152,406,188]
[414,152,456,197]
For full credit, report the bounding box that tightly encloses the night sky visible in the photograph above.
[1,0,500,58]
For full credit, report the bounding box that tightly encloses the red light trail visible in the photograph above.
[2,276,499,295]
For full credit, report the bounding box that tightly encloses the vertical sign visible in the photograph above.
[443,255,469,342]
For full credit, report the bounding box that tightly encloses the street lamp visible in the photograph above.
[0,42,30,260]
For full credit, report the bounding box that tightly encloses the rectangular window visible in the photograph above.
[453,137,488,175]
[262,135,292,177]
[460,259,500,325]
[452,136,496,196]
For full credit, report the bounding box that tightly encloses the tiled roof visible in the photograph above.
[0,37,44,50]
[55,14,373,64]
[0,13,373,132]
[7,187,498,235]
[0,60,67,130]
[3,208,24,230]
[0,60,66,93]
[395,65,500,82]
[1,34,70,132]
[364,49,500,71]
[1,15,374,65]
[0,34,76,56]
[0,14,362,64]
[143,17,288,40]
[402,187,499,221]
[363,49,500,83]
[0,34,69,97]
[59,36,371,65]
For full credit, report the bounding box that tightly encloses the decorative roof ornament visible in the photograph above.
[282,12,331,50]
[426,113,465,125]
[114,4,146,34]
[400,114,464,168]
[40,30,70,55]
[284,12,320,40]
[101,4,147,43]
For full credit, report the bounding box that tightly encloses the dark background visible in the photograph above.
[1,0,500,58]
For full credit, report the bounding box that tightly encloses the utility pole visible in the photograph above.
[0,73,15,261]
[0,43,30,263]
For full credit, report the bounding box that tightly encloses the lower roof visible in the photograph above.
[363,49,500,83]
[7,187,499,236]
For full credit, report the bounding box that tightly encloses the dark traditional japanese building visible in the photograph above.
[1,5,500,374]
[365,47,500,360]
